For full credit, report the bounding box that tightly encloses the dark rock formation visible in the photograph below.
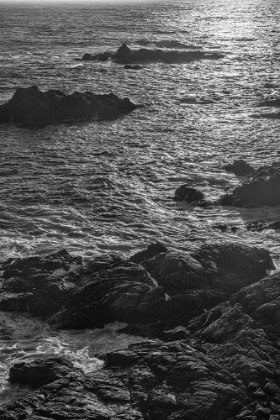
[82,43,224,64]
[224,159,255,176]
[221,164,280,207]
[2,242,280,419]
[0,86,141,126]
[47,257,167,329]
[0,243,273,334]
[174,184,204,203]
[5,278,280,420]
[124,64,142,70]
[258,97,280,107]
[47,242,273,332]
[0,249,82,317]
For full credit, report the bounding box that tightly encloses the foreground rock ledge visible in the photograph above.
[0,86,142,126]
[0,243,274,334]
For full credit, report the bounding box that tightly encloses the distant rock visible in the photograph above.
[223,159,255,176]
[124,64,142,70]
[0,86,142,126]
[174,184,204,203]
[81,43,224,64]
[221,164,280,207]
[258,97,280,107]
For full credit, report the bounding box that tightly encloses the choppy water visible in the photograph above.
[0,0,280,402]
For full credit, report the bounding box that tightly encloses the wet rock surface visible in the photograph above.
[1,242,280,419]
[4,270,280,420]
[0,249,82,317]
[221,164,280,207]
[82,43,224,64]
[0,86,141,126]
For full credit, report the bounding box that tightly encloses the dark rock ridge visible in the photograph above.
[221,164,280,207]
[82,43,224,64]
[0,242,273,334]
[224,159,255,176]
[4,269,280,419]
[0,86,141,126]
[0,249,82,317]
[2,242,280,419]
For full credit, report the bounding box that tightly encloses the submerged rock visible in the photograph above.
[224,159,255,176]
[0,86,141,126]
[174,184,204,203]
[221,164,280,207]
[82,43,224,64]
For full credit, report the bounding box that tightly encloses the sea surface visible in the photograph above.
[0,0,280,402]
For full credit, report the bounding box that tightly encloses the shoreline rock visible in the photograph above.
[221,164,280,207]
[223,159,255,176]
[2,242,280,419]
[0,86,142,126]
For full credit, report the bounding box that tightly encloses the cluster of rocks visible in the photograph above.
[2,241,280,419]
[0,86,141,126]
[82,43,224,64]
[174,160,280,210]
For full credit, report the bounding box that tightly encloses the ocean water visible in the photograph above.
[0,0,280,401]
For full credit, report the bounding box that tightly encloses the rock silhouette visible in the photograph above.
[82,43,224,64]
[0,86,141,126]
[221,164,280,207]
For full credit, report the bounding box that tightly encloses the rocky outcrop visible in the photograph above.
[224,159,255,176]
[221,164,280,207]
[174,184,204,203]
[0,86,141,126]
[47,243,273,332]
[4,287,280,420]
[0,243,273,334]
[0,249,82,317]
[82,43,224,64]
[258,98,280,107]
[124,64,142,70]
[47,256,167,329]
[2,243,280,419]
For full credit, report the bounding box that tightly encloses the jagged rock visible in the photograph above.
[4,330,280,419]
[221,164,280,206]
[81,43,224,64]
[0,86,141,126]
[0,243,273,334]
[0,249,82,317]
[115,43,132,60]
[174,184,204,202]
[224,159,255,176]
[47,259,167,329]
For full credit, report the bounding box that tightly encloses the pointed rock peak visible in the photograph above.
[115,43,132,59]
